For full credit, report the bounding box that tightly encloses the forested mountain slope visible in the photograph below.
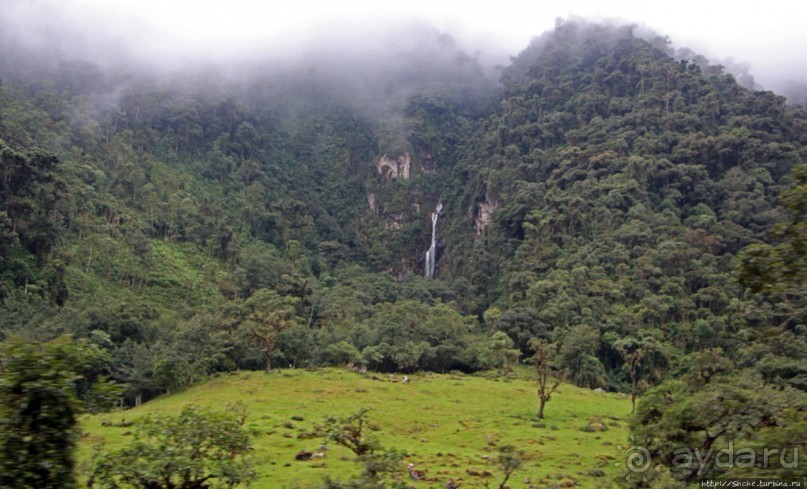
[438,22,807,387]
[1,21,806,482]
[0,23,500,398]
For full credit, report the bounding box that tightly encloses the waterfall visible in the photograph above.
[425,201,442,278]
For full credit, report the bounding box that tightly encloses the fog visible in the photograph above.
[2,0,807,101]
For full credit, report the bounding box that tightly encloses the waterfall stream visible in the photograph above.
[425,201,442,278]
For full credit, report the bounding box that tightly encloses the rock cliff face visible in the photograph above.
[366,151,446,279]
[474,195,497,235]
[420,153,435,173]
[376,153,411,179]
[384,213,406,230]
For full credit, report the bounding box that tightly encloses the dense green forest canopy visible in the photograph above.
[1,19,806,484]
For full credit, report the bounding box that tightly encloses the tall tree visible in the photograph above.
[527,337,561,419]
[242,288,300,372]
[614,335,662,413]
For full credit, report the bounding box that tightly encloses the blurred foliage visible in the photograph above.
[88,405,255,488]
[0,335,121,488]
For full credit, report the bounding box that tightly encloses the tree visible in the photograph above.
[736,164,807,297]
[0,336,116,489]
[0,146,67,261]
[319,450,410,489]
[308,408,379,458]
[487,445,524,489]
[554,324,607,389]
[89,405,255,489]
[527,337,561,419]
[323,340,363,367]
[242,288,300,372]
[304,408,409,487]
[631,375,786,483]
[487,331,521,372]
[614,335,662,413]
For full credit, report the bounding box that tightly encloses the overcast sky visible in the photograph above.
[6,0,807,92]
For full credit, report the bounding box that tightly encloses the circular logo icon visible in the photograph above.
[615,435,661,483]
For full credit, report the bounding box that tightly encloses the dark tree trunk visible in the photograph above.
[264,337,274,372]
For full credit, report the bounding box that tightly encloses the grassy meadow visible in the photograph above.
[78,368,632,488]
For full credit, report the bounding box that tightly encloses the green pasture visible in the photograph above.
[79,368,632,488]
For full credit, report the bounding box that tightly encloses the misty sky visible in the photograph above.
[7,0,807,93]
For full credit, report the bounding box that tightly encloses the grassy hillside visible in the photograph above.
[78,368,631,488]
